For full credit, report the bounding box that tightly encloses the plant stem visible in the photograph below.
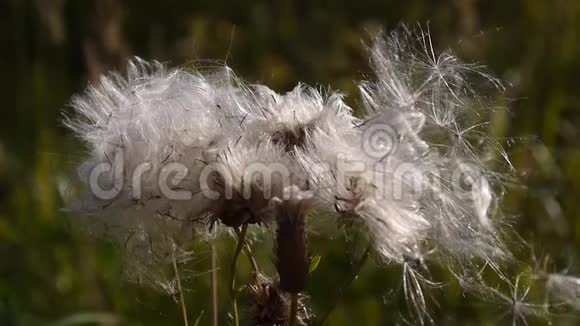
[171,245,189,326]
[289,293,299,326]
[230,223,249,326]
[318,245,372,325]
[235,227,260,279]
[210,241,218,326]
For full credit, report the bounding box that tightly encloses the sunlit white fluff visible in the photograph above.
[290,27,515,323]
[238,84,357,151]
[294,127,431,262]
[66,25,545,325]
[66,59,247,212]
[201,137,299,227]
[343,27,516,322]
[65,58,257,283]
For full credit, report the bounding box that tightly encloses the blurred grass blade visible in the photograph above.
[50,312,121,326]
[193,310,205,326]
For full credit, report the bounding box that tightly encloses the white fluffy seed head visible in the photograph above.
[66,26,564,323]
[65,59,260,286]
[356,27,512,263]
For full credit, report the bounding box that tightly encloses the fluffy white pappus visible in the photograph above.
[361,25,504,124]
[360,26,511,178]
[67,58,229,154]
[65,58,252,210]
[546,273,580,310]
[477,273,550,325]
[336,27,517,322]
[65,25,527,323]
[123,235,195,296]
[65,58,261,285]
[358,27,512,263]
[201,137,304,227]
[239,84,358,150]
[293,127,431,262]
[72,193,202,294]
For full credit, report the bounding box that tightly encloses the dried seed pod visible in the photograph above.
[271,121,315,152]
[249,278,290,325]
[249,275,307,326]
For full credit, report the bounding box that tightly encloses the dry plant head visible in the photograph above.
[64,25,580,325]
[248,274,308,326]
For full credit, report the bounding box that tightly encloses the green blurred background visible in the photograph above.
[1,0,580,325]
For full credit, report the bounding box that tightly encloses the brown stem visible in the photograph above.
[275,208,308,294]
[235,228,260,279]
[230,224,249,326]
